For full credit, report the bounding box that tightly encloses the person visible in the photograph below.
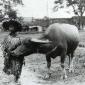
[1,19,24,82]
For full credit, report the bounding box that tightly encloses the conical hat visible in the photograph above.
[2,19,22,31]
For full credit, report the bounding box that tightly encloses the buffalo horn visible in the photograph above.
[30,38,51,44]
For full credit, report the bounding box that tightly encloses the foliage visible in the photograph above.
[67,0,85,16]
[67,0,85,29]
[54,0,85,16]
[7,10,17,19]
[53,0,64,11]
[11,0,23,5]
[54,0,85,29]
[0,0,23,19]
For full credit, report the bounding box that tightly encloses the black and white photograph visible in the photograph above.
[0,0,85,85]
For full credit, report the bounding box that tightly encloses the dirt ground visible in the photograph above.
[0,32,85,85]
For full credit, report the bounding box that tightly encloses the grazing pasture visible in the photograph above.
[0,31,85,85]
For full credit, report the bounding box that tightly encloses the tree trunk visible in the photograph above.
[78,17,81,30]
[80,12,83,30]
[78,15,83,30]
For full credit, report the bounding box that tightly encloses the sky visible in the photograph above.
[14,0,75,18]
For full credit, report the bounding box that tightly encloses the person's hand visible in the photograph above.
[9,51,16,57]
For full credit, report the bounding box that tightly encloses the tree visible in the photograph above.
[67,0,85,29]
[7,10,17,19]
[43,16,50,27]
[0,0,23,19]
[53,0,64,12]
[54,0,85,30]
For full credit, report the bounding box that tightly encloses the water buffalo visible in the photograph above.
[11,23,79,79]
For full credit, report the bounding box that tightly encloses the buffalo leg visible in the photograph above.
[44,55,51,79]
[67,54,71,69]
[61,51,67,79]
[69,52,75,73]
[66,54,71,70]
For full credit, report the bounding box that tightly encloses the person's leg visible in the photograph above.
[14,58,24,82]
[3,55,11,74]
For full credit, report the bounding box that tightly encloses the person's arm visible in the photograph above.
[9,38,31,57]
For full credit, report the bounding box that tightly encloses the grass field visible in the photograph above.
[0,31,85,85]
